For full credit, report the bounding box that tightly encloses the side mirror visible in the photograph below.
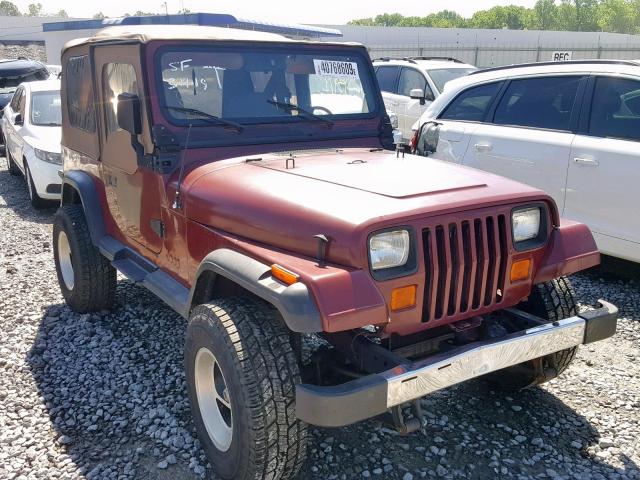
[14,113,23,126]
[117,93,142,135]
[409,88,424,100]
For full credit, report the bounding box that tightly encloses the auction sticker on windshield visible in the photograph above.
[313,59,359,79]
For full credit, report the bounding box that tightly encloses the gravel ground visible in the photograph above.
[0,153,639,480]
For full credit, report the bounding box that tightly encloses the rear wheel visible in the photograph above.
[24,160,48,209]
[185,298,308,480]
[53,204,116,312]
[487,277,578,390]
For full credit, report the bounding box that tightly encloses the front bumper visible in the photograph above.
[296,300,617,427]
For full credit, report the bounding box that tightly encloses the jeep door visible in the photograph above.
[566,75,640,262]
[460,75,586,211]
[94,45,163,255]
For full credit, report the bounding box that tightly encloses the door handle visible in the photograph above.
[474,143,493,153]
[573,157,599,166]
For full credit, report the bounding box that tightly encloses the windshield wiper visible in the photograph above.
[163,106,244,133]
[267,100,334,128]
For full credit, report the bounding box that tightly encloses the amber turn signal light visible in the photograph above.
[390,285,417,311]
[510,259,531,282]
[271,264,299,285]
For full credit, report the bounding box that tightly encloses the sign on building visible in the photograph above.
[551,51,573,62]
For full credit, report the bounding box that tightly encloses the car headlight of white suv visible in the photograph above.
[34,148,62,165]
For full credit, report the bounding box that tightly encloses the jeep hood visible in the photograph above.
[183,148,551,266]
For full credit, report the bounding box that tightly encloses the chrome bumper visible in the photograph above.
[296,300,617,427]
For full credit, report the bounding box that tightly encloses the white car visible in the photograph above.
[2,79,62,208]
[412,59,640,263]
[373,57,476,142]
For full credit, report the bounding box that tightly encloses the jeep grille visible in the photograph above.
[422,214,508,323]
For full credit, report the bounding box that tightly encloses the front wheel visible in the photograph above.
[487,277,578,390]
[24,160,49,209]
[185,298,308,480]
[53,205,117,312]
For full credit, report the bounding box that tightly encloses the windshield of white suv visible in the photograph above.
[30,91,61,126]
[427,68,476,93]
[157,47,378,126]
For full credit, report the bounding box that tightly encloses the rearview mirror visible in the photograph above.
[117,93,141,135]
[424,90,435,102]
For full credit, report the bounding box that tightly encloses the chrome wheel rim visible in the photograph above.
[57,230,74,290]
[195,347,233,451]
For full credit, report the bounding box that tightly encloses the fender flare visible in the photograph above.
[61,170,105,245]
[189,249,323,333]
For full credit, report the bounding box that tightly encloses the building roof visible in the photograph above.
[43,12,341,38]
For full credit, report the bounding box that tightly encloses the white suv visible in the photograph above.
[373,57,476,141]
[413,60,640,263]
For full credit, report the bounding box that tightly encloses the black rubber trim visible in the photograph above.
[62,170,105,244]
[579,299,618,344]
[46,183,62,194]
[296,375,389,427]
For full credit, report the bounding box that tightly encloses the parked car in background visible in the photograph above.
[0,59,50,145]
[373,57,476,142]
[412,59,640,263]
[2,79,62,208]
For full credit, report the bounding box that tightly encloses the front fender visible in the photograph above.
[533,219,600,284]
[190,249,323,333]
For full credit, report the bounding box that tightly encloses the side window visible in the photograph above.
[493,76,581,131]
[10,87,23,111]
[66,55,96,132]
[589,76,640,142]
[398,68,429,97]
[102,63,138,135]
[375,66,399,93]
[439,82,501,122]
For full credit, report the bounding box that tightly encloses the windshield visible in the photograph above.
[30,91,61,126]
[0,68,49,89]
[427,68,476,93]
[158,47,378,126]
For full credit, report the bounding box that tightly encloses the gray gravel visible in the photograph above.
[0,154,639,480]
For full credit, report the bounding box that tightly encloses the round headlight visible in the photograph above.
[369,230,410,270]
[512,207,541,243]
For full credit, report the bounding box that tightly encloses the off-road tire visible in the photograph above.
[487,277,578,390]
[185,298,308,480]
[53,204,116,312]
[24,160,49,209]
[6,148,20,176]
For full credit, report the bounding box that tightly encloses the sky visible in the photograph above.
[11,0,538,24]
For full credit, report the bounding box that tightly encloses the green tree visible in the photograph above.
[92,12,105,19]
[534,0,558,29]
[56,9,68,18]
[0,0,20,15]
[598,0,636,32]
[26,2,42,16]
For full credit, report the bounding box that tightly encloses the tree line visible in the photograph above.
[349,0,640,34]
[0,1,67,17]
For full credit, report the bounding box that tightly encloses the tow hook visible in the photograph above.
[382,400,424,435]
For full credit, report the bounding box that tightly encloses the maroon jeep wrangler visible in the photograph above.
[53,25,617,480]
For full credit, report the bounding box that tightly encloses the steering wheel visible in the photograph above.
[311,106,333,115]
